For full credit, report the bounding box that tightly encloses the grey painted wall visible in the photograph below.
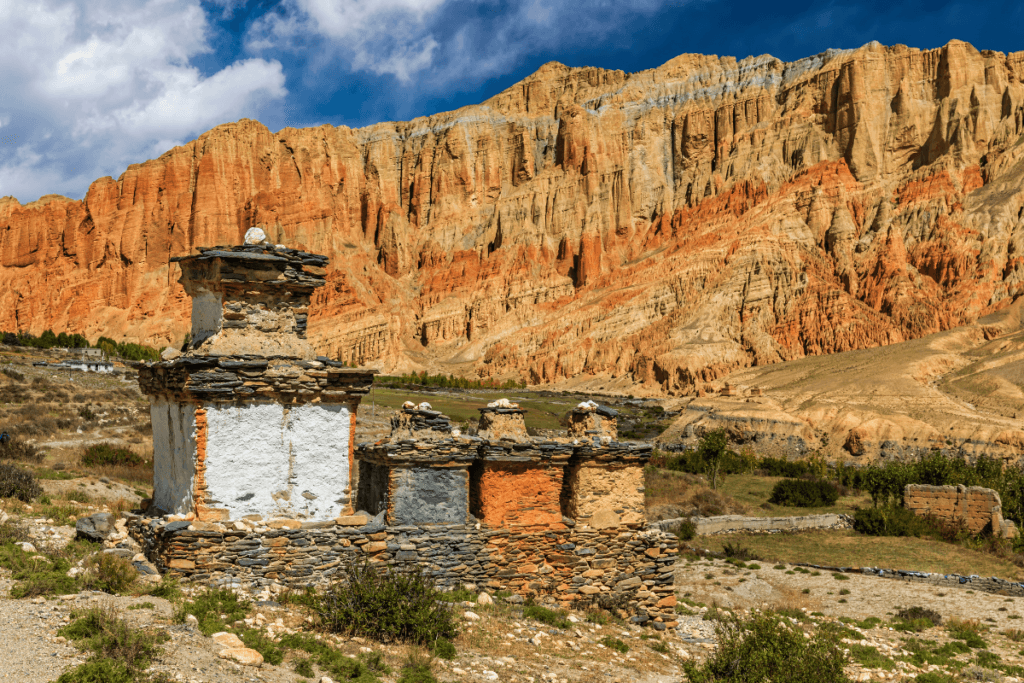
[390,468,468,525]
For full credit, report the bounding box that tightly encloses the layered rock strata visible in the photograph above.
[8,40,1024,397]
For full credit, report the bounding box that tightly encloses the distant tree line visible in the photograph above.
[0,330,161,361]
[377,371,526,390]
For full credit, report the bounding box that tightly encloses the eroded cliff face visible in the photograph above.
[5,40,1024,394]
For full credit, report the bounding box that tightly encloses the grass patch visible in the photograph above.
[695,530,1024,580]
[600,636,629,654]
[174,587,249,635]
[277,632,380,682]
[524,603,572,630]
[848,643,895,670]
[81,443,144,468]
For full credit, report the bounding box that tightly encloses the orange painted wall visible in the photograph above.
[474,462,565,527]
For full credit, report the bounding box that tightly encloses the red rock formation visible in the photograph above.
[5,41,1024,393]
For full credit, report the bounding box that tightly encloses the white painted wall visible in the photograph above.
[287,403,351,519]
[190,289,222,346]
[151,399,354,521]
[150,396,197,515]
[205,402,289,519]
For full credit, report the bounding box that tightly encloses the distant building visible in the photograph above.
[33,359,115,373]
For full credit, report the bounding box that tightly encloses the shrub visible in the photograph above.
[896,606,942,627]
[58,605,166,675]
[721,542,761,562]
[0,436,42,462]
[54,657,133,683]
[81,443,144,468]
[430,638,456,660]
[79,407,96,421]
[852,505,931,537]
[0,462,41,501]
[240,628,285,665]
[293,657,315,678]
[524,603,572,630]
[673,518,697,542]
[313,560,458,645]
[769,479,840,507]
[85,553,136,594]
[682,611,851,683]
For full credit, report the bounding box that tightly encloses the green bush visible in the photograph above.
[81,443,144,468]
[313,560,458,645]
[0,462,41,501]
[673,518,697,542]
[396,651,437,683]
[896,606,942,627]
[852,505,933,537]
[58,605,166,676]
[768,479,840,507]
[524,603,572,630]
[87,553,136,594]
[0,436,42,462]
[430,638,457,660]
[682,611,851,683]
[293,657,315,678]
[55,657,134,683]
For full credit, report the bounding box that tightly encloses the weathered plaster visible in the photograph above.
[204,401,290,520]
[473,463,564,527]
[287,402,352,519]
[150,396,197,515]
[389,468,469,525]
[202,400,353,521]
[190,289,222,347]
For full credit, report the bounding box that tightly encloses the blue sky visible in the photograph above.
[0,0,1020,204]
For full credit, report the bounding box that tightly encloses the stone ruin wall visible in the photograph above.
[127,518,680,629]
[130,399,679,627]
[904,484,1018,538]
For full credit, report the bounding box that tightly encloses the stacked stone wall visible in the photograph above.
[127,517,680,628]
[565,464,645,527]
[904,484,1017,537]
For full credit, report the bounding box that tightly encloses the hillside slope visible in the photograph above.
[4,40,1024,394]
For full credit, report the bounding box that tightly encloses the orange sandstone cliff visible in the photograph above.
[4,40,1024,394]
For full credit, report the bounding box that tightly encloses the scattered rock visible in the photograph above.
[477,592,493,606]
[464,611,481,621]
[75,513,113,542]
[185,614,199,629]
[211,632,245,648]
[218,647,263,667]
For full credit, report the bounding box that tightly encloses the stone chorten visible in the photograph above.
[137,234,375,523]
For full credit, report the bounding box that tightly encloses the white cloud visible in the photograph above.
[248,0,675,89]
[0,0,287,203]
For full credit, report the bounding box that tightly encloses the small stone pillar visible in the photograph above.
[477,400,529,440]
[137,238,375,523]
[355,406,475,526]
[563,439,652,529]
[567,401,618,440]
[471,403,571,527]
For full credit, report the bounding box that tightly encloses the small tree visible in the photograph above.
[697,429,729,490]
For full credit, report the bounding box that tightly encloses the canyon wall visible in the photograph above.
[5,40,1024,394]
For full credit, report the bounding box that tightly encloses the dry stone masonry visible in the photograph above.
[132,348,677,624]
[135,235,375,523]
[904,484,1018,538]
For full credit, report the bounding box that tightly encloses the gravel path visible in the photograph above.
[0,591,83,683]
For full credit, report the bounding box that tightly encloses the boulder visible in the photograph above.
[218,647,263,667]
[76,513,114,542]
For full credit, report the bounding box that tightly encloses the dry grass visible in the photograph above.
[645,468,748,520]
[695,530,1024,580]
